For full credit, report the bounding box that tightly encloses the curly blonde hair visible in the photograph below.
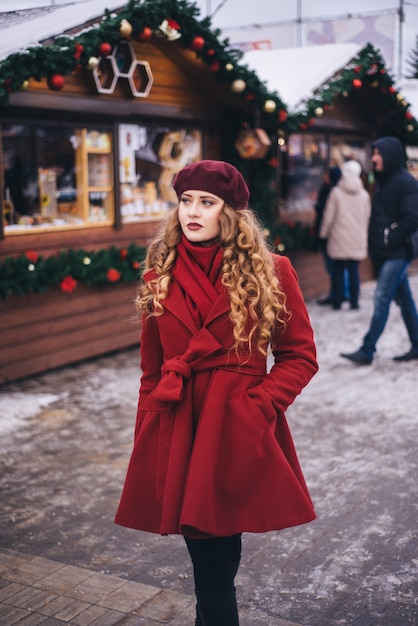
[137,205,289,355]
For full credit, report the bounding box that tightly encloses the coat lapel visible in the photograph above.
[162,280,197,334]
[163,280,231,335]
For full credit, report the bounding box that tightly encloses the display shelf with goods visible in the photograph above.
[75,129,114,225]
[2,124,116,235]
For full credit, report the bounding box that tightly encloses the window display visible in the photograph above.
[330,138,368,172]
[283,134,369,214]
[284,134,328,213]
[118,124,202,222]
[1,124,114,233]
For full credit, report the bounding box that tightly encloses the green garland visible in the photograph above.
[0,5,416,140]
[0,228,316,300]
[0,243,146,299]
[274,222,316,252]
[287,44,418,145]
[0,0,287,123]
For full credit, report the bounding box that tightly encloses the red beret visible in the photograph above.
[173,160,250,210]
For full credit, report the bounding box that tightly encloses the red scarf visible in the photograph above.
[173,236,224,326]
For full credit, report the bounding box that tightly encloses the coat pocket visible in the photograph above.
[246,384,277,425]
[226,388,275,435]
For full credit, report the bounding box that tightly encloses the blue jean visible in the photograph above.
[361,258,418,358]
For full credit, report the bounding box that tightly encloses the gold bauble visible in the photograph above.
[314,107,324,116]
[231,79,246,93]
[120,19,133,38]
[225,63,234,71]
[263,99,277,113]
[20,80,29,90]
[87,56,99,70]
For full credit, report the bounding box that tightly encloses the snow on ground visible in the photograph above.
[0,392,62,435]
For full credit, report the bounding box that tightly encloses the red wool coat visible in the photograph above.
[115,254,318,538]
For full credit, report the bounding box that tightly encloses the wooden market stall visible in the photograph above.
[0,0,287,383]
[243,42,418,295]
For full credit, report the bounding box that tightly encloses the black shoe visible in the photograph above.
[393,349,418,362]
[317,297,332,305]
[340,349,372,365]
[350,303,359,310]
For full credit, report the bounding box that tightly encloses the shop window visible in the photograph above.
[118,124,202,223]
[406,146,418,180]
[329,139,368,171]
[283,133,328,214]
[1,124,113,234]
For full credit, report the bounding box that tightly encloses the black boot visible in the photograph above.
[196,583,239,626]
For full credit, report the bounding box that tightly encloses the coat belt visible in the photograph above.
[152,327,265,402]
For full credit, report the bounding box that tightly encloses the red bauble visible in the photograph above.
[209,61,220,72]
[47,74,65,91]
[74,43,84,60]
[207,48,215,57]
[191,36,205,51]
[137,26,152,42]
[99,42,112,57]
[352,78,362,89]
[406,111,414,120]
[389,85,396,94]
[278,109,287,123]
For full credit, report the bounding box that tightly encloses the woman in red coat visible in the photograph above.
[115,160,318,625]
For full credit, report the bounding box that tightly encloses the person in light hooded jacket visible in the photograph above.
[341,136,418,364]
[320,160,371,310]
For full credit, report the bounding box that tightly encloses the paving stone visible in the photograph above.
[2,556,63,586]
[0,550,31,575]
[85,608,128,625]
[33,564,93,594]
[15,590,58,613]
[2,585,46,609]
[5,612,49,625]
[135,589,193,621]
[0,581,26,602]
[0,603,32,625]
[52,598,94,622]
[69,572,129,604]
[97,579,160,612]
[69,604,110,626]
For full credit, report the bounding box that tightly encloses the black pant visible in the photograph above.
[184,534,242,625]
[332,259,359,308]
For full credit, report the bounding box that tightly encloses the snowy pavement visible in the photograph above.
[0,269,418,625]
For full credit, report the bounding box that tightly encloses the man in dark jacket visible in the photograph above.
[341,136,418,365]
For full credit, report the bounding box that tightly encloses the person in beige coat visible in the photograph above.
[320,160,371,309]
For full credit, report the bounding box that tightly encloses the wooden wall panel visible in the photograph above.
[0,221,158,260]
[24,37,239,113]
[0,283,139,384]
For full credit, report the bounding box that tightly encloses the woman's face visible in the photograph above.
[178,190,224,245]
